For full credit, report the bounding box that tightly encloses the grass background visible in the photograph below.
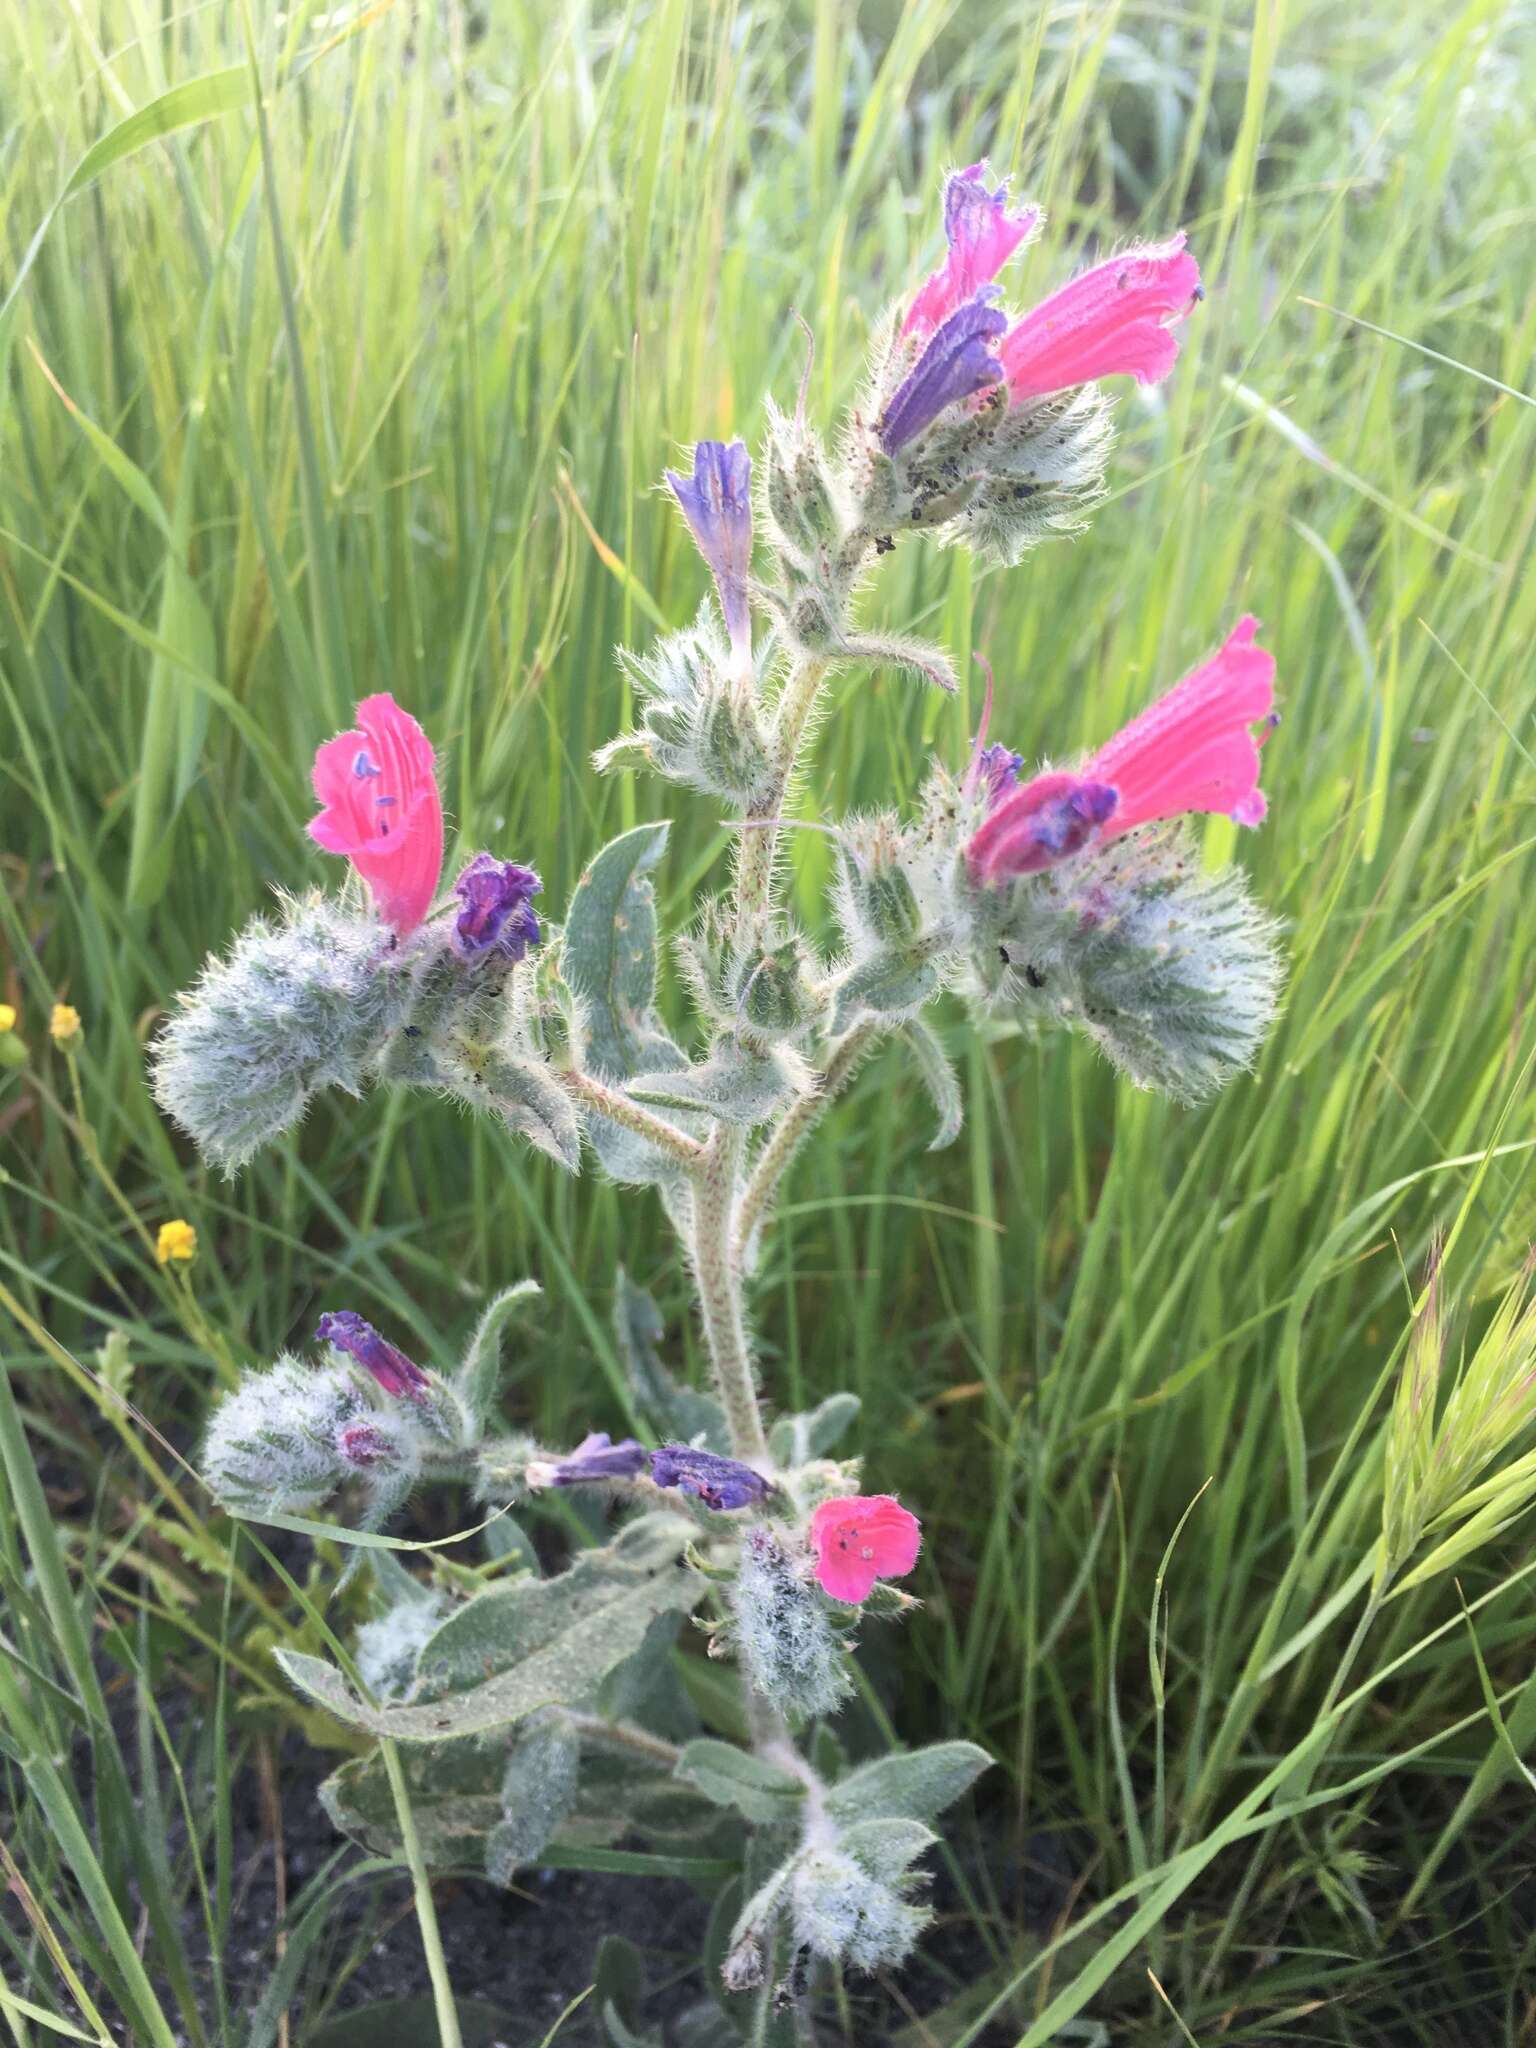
[2,0,1535,2040]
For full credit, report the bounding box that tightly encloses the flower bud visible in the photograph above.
[150,892,416,1173]
[731,1526,851,1720]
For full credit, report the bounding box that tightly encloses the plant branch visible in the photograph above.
[559,1068,707,1165]
[735,1019,883,1261]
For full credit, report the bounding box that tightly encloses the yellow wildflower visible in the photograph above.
[50,1004,82,1046]
[157,1219,198,1267]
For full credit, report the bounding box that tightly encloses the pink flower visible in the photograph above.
[810,1494,921,1605]
[998,233,1201,402]
[904,163,1039,338]
[308,694,444,935]
[1090,615,1276,838]
[962,618,1276,887]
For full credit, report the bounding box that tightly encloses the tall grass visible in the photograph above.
[2,0,1534,2041]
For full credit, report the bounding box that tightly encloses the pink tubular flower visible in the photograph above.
[810,1495,921,1605]
[904,162,1039,338]
[963,618,1276,887]
[998,233,1201,402]
[1090,616,1276,838]
[308,694,444,935]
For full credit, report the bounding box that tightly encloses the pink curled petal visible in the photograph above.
[1000,232,1201,401]
[1091,617,1275,839]
[308,694,444,934]
[966,773,1119,885]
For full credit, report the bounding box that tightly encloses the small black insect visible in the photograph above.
[874,533,896,555]
[1024,964,1047,990]
[998,944,1011,964]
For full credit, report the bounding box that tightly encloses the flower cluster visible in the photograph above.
[151,146,1291,2038]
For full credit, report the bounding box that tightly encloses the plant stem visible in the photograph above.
[379,1738,462,2048]
[691,1124,771,1464]
[735,1018,881,1261]
[560,1067,707,1165]
[734,655,827,927]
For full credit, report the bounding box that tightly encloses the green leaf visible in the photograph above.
[823,1741,991,1828]
[485,1717,581,1883]
[899,1018,964,1151]
[454,1279,542,1431]
[674,1739,806,1824]
[563,823,683,1081]
[463,1047,583,1169]
[319,1736,509,1864]
[276,1515,702,1742]
[630,1039,806,1128]
[830,946,940,1036]
[841,1816,939,1882]
[614,1270,727,1450]
[66,69,252,199]
[768,1392,861,1466]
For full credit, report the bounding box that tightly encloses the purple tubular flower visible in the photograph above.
[665,440,753,655]
[880,291,1007,453]
[966,773,1119,886]
[316,1310,430,1399]
[551,1432,649,1486]
[976,742,1025,805]
[650,1444,772,1512]
[452,853,542,963]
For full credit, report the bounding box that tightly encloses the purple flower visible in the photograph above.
[547,1432,649,1487]
[665,440,753,656]
[316,1310,430,1399]
[880,291,1007,453]
[452,853,542,963]
[975,742,1024,805]
[651,1444,772,1512]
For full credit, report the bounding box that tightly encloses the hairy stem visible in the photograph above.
[560,1067,707,1165]
[690,1125,771,1465]
[735,1019,882,1260]
[734,655,827,926]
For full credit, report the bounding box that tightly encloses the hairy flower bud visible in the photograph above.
[962,821,1282,1102]
[731,1526,852,1720]
[790,1846,928,1974]
[596,608,777,812]
[200,1355,421,1518]
[150,892,416,1173]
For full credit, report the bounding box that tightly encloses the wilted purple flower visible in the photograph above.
[451,853,542,963]
[966,772,1119,886]
[542,1431,649,1487]
[880,292,1007,453]
[651,1444,772,1511]
[316,1310,430,1399]
[336,1419,399,1468]
[975,742,1024,805]
[665,440,753,658]
[904,163,1040,338]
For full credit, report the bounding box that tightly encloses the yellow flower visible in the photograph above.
[50,1003,82,1046]
[157,1219,198,1267]
[0,1004,15,1033]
